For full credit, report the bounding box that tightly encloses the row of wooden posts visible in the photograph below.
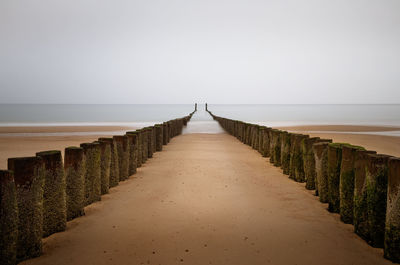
[208,111,400,263]
[0,113,194,265]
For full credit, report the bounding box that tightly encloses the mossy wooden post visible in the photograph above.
[258,126,264,155]
[313,142,329,202]
[98,138,119,187]
[354,150,377,241]
[141,129,148,164]
[36,150,66,237]
[385,157,400,262]
[126,132,138,175]
[152,126,157,153]
[97,140,111,194]
[302,137,326,190]
[163,122,169,145]
[80,142,101,205]
[155,124,163,151]
[289,134,308,182]
[113,135,129,181]
[365,154,391,248]
[8,157,44,262]
[269,129,281,166]
[146,127,154,158]
[0,170,18,265]
[64,147,85,221]
[339,145,365,224]
[327,143,343,213]
[280,131,291,174]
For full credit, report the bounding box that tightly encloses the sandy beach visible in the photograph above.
[0,124,398,264]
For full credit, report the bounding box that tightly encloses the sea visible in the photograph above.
[0,104,400,136]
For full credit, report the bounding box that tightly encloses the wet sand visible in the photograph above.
[16,133,392,265]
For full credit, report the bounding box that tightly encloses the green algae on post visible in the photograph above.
[8,156,44,262]
[36,150,66,237]
[365,153,391,248]
[80,142,101,205]
[290,134,309,182]
[0,170,18,265]
[64,147,85,221]
[327,143,344,213]
[280,131,291,175]
[339,145,365,224]
[313,142,329,202]
[385,157,400,262]
[155,124,163,152]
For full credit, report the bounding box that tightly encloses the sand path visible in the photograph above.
[21,133,391,265]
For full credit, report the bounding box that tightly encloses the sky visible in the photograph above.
[0,0,399,104]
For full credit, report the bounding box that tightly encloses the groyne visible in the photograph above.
[0,110,195,264]
[207,109,400,263]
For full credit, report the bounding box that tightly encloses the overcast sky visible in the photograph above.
[0,0,399,104]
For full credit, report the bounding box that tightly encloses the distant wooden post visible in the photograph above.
[64,147,85,221]
[155,124,163,151]
[0,170,18,265]
[313,142,329,202]
[36,150,66,237]
[8,156,44,262]
[80,142,101,205]
[385,157,400,262]
[163,122,169,145]
[280,131,291,174]
[290,134,308,182]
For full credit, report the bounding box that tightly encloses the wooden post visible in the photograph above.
[126,132,139,175]
[327,144,343,213]
[36,150,66,237]
[313,142,329,202]
[64,147,85,221]
[8,157,44,262]
[98,138,119,188]
[80,142,101,205]
[339,145,365,224]
[385,157,400,262]
[113,135,129,181]
[0,170,18,265]
[155,124,163,152]
[96,140,111,194]
[365,154,391,247]
[354,150,377,241]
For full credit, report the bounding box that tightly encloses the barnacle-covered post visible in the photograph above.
[113,135,129,181]
[8,156,44,262]
[385,157,400,262]
[64,147,85,221]
[0,170,18,265]
[80,142,101,205]
[36,150,66,237]
[98,138,119,188]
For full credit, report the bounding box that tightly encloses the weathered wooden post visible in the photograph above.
[302,138,332,190]
[385,157,400,262]
[290,134,308,182]
[126,132,138,175]
[155,124,163,151]
[152,126,157,153]
[8,156,44,261]
[80,142,101,205]
[354,149,377,241]
[0,170,18,265]
[339,145,365,224]
[280,131,291,174]
[258,127,266,156]
[163,122,169,145]
[98,138,119,188]
[365,154,391,247]
[64,147,85,221]
[141,129,148,164]
[36,150,66,237]
[270,129,281,166]
[327,143,344,213]
[313,142,329,202]
[96,140,111,194]
[113,135,129,181]
[146,127,154,158]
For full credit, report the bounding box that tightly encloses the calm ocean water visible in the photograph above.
[0,104,399,135]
